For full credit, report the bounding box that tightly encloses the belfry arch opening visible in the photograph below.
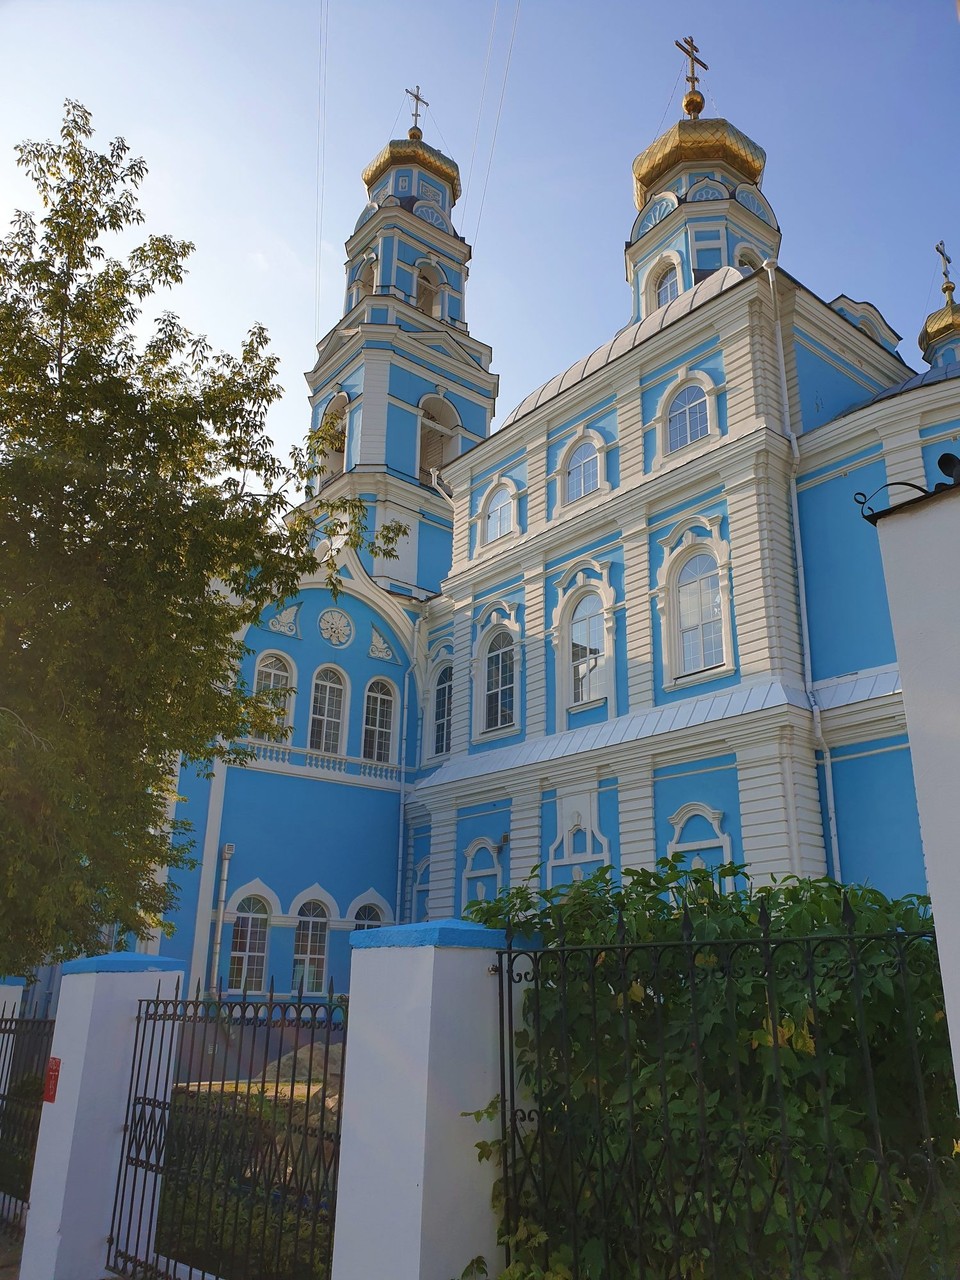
[416,262,444,320]
[419,394,460,487]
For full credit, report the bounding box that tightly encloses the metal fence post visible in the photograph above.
[18,954,183,1280]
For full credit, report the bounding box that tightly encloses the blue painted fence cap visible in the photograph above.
[351,918,507,950]
[63,954,185,975]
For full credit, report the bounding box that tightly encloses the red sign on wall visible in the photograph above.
[43,1057,61,1103]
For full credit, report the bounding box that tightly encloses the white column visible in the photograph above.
[332,920,505,1280]
[0,978,24,1018]
[19,954,184,1280]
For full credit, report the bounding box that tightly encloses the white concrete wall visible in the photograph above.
[19,954,184,1280]
[876,487,960,1105]
[331,920,504,1280]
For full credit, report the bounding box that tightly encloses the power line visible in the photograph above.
[461,0,500,224]
[313,0,330,340]
[653,64,683,137]
[472,0,521,248]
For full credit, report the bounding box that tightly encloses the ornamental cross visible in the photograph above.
[936,239,953,285]
[675,35,708,95]
[405,84,429,130]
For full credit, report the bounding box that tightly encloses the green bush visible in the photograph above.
[467,859,960,1279]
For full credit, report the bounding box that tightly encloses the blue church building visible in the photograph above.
[155,67,960,996]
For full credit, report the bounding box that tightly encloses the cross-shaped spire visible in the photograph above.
[675,35,708,119]
[405,85,429,136]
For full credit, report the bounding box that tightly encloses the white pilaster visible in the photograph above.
[331,921,504,1280]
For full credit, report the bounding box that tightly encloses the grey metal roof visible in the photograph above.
[841,359,960,418]
[499,267,746,430]
[413,666,902,791]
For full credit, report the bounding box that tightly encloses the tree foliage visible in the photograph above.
[467,861,960,1279]
[0,102,403,973]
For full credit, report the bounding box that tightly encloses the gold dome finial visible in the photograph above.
[675,35,708,119]
[919,240,960,359]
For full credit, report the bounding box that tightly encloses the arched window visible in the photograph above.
[667,386,709,452]
[565,441,599,503]
[358,258,376,297]
[484,486,513,543]
[292,901,327,994]
[228,896,269,993]
[362,680,394,763]
[255,654,291,702]
[677,553,723,674]
[310,667,345,754]
[484,632,515,731]
[570,594,604,704]
[656,264,679,308]
[353,903,382,931]
[737,247,762,274]
[417,263,443,319]
[433,664,453,756]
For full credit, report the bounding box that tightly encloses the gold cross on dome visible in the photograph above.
[405,85,429,131]
[936,239,953,285]
[675,35,708,96]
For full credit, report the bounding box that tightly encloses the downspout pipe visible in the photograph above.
[763,259,842,882]
[209,842,234,995]
[395,616,423,922]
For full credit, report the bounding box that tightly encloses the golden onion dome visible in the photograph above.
[362,126,462,203]
[919,280,960,359]
[632,114,766,209]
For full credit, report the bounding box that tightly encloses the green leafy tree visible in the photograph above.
[468,861,960,1279]
[0,102,404,974]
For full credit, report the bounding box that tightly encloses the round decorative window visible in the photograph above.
[318,608,353,647]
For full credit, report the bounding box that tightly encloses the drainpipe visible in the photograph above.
[764,259,842,881]
[208,842,234,995]
[395,616,424,921]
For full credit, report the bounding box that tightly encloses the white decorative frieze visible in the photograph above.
[264,603,301,638]
[319,608,353,647]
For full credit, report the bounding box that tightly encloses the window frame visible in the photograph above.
[471,607,522,743]
[309,664,348,756]
[642,251,684,317]
[556,427,612,512]
[253,652,294,731]
[432,663,453,758]
[651,369,723,467]
[551,563,617,721]
[361,677,397,765]
[474,476,521,556]
[353,903,383,931]
[292,900,328,995]
[227,895,270,994]
[652,515,735,691]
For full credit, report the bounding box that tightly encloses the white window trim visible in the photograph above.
[413,857,431,922]
[642,250,684,318]
[471,603,522,743]
[549,561,617,722]
[555,428,611,510]
[425,656,454,762]
[686,178,730,202]
[472,474,521,555]
[309,663,350,757]
[667,802,734,892]
[344,888,394,925]
[253,650,296,732]
[650,367,724,469]
[461,837,504,909]
[652,514,735,691]
[732,241,763,274]
[360,676,399,766]
[224,879,282,923]
[288,883,341,920]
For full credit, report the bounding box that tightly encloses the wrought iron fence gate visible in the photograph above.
[497,911,960,1279]
[0,1009,55,1234]
[107,985,347,1280]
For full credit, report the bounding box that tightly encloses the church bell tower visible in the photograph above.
[305,91,498,597]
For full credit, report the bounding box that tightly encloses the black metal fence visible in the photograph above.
[107,986,347,1280]
[498,908,960,1278]
[0,1008,56,1234]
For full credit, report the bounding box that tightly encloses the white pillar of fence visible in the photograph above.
[331,919,506,1280]
[0,978,24,1017]
[19,953,184,1280]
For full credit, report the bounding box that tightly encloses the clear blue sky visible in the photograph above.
[1,0,955,460]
